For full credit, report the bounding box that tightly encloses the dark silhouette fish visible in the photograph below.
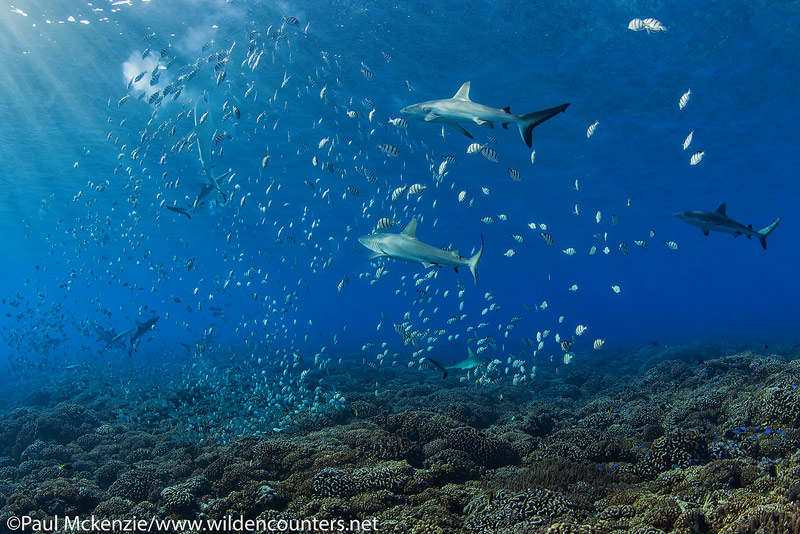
[128,316,160,356]
[166,205,191,219]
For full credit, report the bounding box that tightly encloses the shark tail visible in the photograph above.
[216,171,233,203]
[427,357,448,379]
[517,103,570,148]
[468,234,484,286]
[758,217,781,250]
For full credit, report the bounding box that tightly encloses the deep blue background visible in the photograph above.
[1,0,798,386]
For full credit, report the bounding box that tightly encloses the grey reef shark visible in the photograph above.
[127,316,160,356]
[428,347,490,379]
[674,203,781,249]
[400,81,569,147]
[358,218,484,285]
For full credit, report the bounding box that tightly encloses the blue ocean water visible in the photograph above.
[0,0,798,403]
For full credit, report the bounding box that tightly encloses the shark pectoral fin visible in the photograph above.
[368,252,384,259]
[422,262,436,268]
[473,118,488,125]
[448,123,473,139]
[427,357,448,379]
[702,229,709,236]
[424,112,440,122]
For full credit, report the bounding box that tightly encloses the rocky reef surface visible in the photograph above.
[2,346,800,533]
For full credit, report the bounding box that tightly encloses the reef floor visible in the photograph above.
[2,344,800,534]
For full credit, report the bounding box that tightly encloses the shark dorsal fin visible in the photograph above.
[716,203,727,216]
[502,106,511,114]
[467,347,476,359]
[402,218,419,238]
[453,82,471,101]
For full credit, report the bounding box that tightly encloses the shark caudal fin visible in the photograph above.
[427,357,448,379]
[758,217,781,250]
[468,234,484,286]
[518,103,570,147]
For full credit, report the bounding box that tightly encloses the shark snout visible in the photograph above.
[357,235,377,249]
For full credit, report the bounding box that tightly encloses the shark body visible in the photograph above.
[94,325,131,350]
[107,328,135,348]
[128,316,159,355]
[400,81,569,147]
[674,203,781,250]
[358,218,484,285]
[194,102,228,202]
[428,348,490,379]
[193,170,232,209]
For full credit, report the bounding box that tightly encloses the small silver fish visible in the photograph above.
[467,142,484,155]
[391,186,407,201]
[586,121,599,139]
[628,18,645,31]
[480,145,498,162]
[643,18,667,32]
[407,183,426,196]
[378,144,399,157]
[679,89,691,110]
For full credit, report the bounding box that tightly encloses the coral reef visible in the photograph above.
[1,349,799,533]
